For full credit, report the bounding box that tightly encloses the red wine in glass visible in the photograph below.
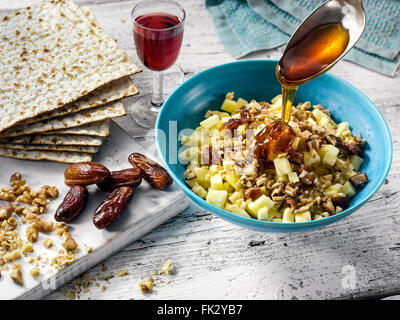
[134,13,184,71]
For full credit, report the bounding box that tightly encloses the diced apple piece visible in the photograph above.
[210,173,224,190]
[242,165,257,176]
[225,172,242,190]
[342,181,356,198]
[336,122,349,137]
[318,116,331,128]
[185,179,199,188]
[254,195,275,210]
[208,128,220,139]
[342,169,357,180]
[324,183,342,197]
[179,147,199,163]
[246,202,258,219]
[319,144,339,166]
[209,165,223,175]
[276,175,289,183]
[206,190,227,208]
[314,215,323,220]
[237,98,248,108]
[303,149,321,167]
[295,211,311,222]
[318,144,329,158]
[223,159,235,171]
[258,207,274,221]
[229,190,243,203]
[272,218,282,222]
[194,167,210,189]
[200,114,220,129]
[292,137,301,150]
[192,185,207,199]
[223,182,233,192]
[312,109,329,123]
[180,135,190,145]
[288,172,299,184]
[225,204,251,218]
[271,94,282,105]
[282,207,295,223]
[221,98,239,113]
[273,157,292,177]
[182,131,201,147]
[350,154,363,171]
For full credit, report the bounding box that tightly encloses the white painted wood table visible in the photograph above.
[2,0,400,300]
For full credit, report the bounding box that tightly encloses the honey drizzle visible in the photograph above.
[277,22,350,123]
[256,22,349,165]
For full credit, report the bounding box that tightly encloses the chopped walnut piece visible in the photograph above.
[244,187,263,201]
[26,223,39,243]
[16,191,33,205]
[38,185,59,199]
[139,281,153,294]
[4,250,21,262]
[0,206,13,220]
[299,170,315,186]
[54,223,68,236]
[10,268,23,286]
[0,188,16,202]
[14,206,24,215]
[26,213,53,233]
[61,232,78,252]
[10,173,30,196]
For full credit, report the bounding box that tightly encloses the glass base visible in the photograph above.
[129,95,164,129]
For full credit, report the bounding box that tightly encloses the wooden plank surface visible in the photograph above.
[1,0,400,300]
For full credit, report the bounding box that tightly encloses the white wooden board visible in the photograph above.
[0,121,189,300]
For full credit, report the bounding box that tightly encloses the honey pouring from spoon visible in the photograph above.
[256,0,366,163]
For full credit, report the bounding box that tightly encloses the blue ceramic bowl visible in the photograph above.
[156,60,392,232]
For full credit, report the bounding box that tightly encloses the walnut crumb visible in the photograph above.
[116,269,128,277]
[160,259,173,275]
[21,243,33,254]
[30,267,40,278]
[43,237,53,249]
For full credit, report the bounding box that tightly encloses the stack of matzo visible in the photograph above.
[0,0,141,163]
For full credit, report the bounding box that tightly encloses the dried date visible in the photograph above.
[93,186,135,229]
[97,167,142,192]
[54,186,88,223]
[65,162,111,186]
[128,153,172,190]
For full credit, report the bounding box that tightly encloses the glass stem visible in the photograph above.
[150,71,164,109]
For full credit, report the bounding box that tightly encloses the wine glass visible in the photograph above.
[131,0,186,129]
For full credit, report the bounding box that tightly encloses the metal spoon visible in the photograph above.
[278,0,366,85]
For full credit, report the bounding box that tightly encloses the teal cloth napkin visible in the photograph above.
[206,0,400,77]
